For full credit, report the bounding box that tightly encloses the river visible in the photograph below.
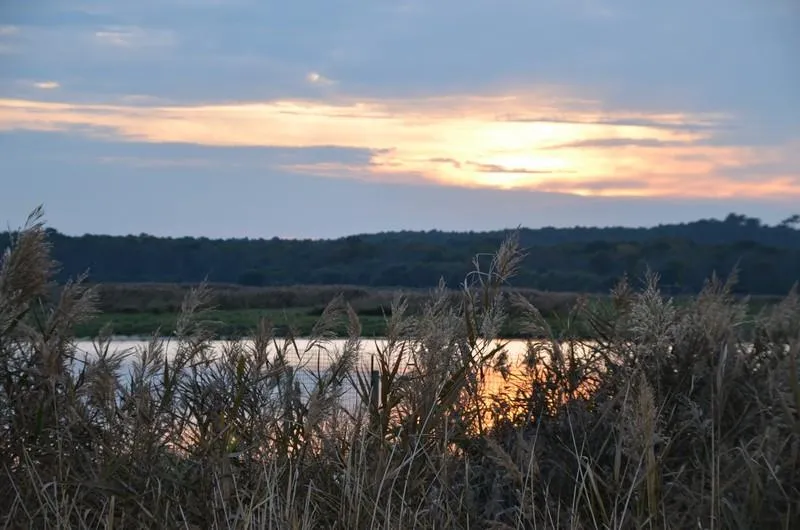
[73,336,595,410]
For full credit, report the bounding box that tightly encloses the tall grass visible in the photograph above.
[1,208,799,529]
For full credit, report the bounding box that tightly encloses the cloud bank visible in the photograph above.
[1,93,797,198]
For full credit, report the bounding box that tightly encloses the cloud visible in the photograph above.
[93,26,176,48]
[3,132,798,239]
[307,71,336,86]
[532,174,800,199]
[546,138,690,150]
[117,94,168,105]
[1,0,798,239]
[467,162,568,175]
[32,81,60,90]
[0,0,795,154]
[0,1,797,203]
[2,1,794,113]
[1,91,797,199]
[0,24,19,54]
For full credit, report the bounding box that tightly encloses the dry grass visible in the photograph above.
[1,209,799,529]
[84,277,581,317]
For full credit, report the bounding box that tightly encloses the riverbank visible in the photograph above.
[72,306,584,339]
[72,282,786,339]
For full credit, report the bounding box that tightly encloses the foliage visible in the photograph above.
[2,210,800,529]
[1,212,799,294]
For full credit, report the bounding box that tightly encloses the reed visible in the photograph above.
[1,208,798,529]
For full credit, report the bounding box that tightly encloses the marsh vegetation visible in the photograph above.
[2,208,799,529]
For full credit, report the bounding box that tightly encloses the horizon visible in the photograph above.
[3,209,797,242]
[1,0,799,238]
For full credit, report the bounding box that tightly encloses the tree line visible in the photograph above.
[1,213,799,295]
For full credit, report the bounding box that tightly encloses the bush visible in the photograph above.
[1,208,799,529]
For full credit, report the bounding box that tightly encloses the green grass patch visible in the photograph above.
[74,307,392,338]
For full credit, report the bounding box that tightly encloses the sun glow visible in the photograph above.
[0,92,797,198]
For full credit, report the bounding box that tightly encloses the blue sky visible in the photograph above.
[1,0,798,238]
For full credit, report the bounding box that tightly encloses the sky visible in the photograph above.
[0,0,798,239]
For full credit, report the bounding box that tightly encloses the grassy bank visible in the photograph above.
[74,292,783,340]
[74,282,592,338]
[72,307,581,339]
[2,210,799,529]
[72,307,389,339]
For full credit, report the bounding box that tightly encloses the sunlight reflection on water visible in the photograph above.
[75,338,595,366]
[73,337,599,413]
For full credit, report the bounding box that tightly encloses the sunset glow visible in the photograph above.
[1,0,798,238]
[0,93,797,199]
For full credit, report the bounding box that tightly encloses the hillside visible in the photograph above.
[1,213,799,295]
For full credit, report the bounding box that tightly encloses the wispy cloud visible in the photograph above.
[32,81,60,90]
[97,155,211,169]
[94,26,176,48]
[117,94,168,105]
[532,172,800,198]
[0,91,797,199]
[0,24,18,54]
[547,138,695,149]
[306,71,336,86]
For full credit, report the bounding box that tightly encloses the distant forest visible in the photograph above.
[2,213,800,295]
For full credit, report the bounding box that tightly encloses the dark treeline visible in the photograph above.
[2,213,799,295]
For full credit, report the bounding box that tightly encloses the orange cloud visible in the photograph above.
[0,93,797,199]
